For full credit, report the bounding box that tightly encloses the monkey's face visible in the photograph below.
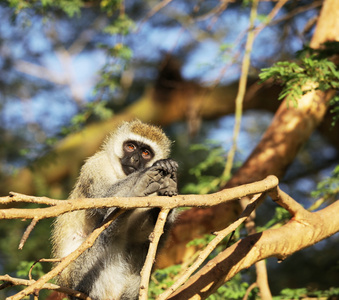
[120,140,154,175]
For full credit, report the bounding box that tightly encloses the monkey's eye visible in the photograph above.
[125,143,136,152]
[142,149,151,159]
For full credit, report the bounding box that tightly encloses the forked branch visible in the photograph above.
[1,176,339,300]
[167,189,339,299]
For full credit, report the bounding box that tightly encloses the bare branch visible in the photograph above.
[1,192,61,205]
[0,175,279,220]
[223,0,259,181]
[255,260,271,300]
[139,208,170,300]
[18,217,39,250]
[138,0,174,30]
[14,60,67,85]
[3,174,338,300]
[0,274,91,300]
[269,186,312,219]
[28,259,61,281]
[243,282,258,300]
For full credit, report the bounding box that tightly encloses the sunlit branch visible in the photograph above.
[167,198,339,299]
[18,217,39,250]
[0,275,91,300]
[0,175,279,220]
[139,208,170,300]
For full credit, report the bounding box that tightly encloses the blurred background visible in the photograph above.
[0,0,338,299]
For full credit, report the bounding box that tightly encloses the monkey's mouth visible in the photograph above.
[123,165,137,175]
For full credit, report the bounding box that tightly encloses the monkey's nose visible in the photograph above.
[131,155,141,167]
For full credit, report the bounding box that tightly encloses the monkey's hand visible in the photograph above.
[153,159,178,196]
[133,159,178,197]
[157,174,178,196]
[153,159,178,178]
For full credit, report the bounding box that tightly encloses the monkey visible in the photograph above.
[51,120,178,300]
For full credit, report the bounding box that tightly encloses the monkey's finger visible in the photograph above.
[162,159,178,173]
[144,182,162,196]
[169,160,179,172]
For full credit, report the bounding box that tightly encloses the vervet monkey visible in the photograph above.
[52,120,178,300]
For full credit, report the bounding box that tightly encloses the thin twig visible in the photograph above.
[28,259,61,280]
[0,275,91,300]
[3,192,61,205]
[208,0,290,99]
[255,260,272,300]
[254,0,289,37]
[139,208,170,300]
[138,0,174,31]
[269,1,323,27]
[18,217,39,250]
[222,0,259,183]
[269,186,312,219]
[243,282,258,300]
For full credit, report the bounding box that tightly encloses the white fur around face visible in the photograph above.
[52,121,174,300]
[104,121,171,171]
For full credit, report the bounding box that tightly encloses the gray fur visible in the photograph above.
[52,121,178,300]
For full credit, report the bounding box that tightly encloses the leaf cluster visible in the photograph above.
[16,261,45,279]
[256,206,291,232]
[259,42,339,113]
[182,142,227,194]
[42,101,113,143]
[8,0,84,17]
[100,0,122,16]
[208,274,257,300]
[274,286,339,300]
[104,14,135,36]
[148,265,181,298]
[311,165,339,201]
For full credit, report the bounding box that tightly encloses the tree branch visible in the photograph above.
[223,0,258,181]
[0,274,91,300]
[18,217,39,250]
[139,208,170,300]
[0,175,279,220]
[2,175,339,299]
[168,197,339,299]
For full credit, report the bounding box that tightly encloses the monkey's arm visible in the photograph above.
[104,158,178,198]
[98,159,178,237]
